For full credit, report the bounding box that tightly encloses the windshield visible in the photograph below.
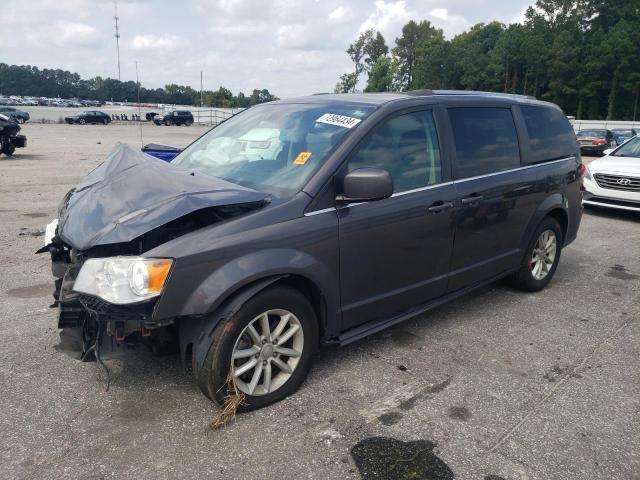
[613,136,640,157]
[172,102,375,196]
[578,130,606,138]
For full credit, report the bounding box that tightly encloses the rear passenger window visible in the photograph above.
[448,108,520,179]
[520,105,576,164]
[348,110,441,193]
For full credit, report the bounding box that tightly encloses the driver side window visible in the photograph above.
[347,110,441,193]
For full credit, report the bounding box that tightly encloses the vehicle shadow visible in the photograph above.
[0,154,46,161]
[583,204,639,222]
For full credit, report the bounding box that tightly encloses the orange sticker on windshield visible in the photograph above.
[293,151,312,165]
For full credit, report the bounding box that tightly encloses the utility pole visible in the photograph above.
[114,2,121,81]
[200,71,204,107]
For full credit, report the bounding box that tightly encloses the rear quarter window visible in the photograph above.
[521,105,577,164]
[448,107,521,179]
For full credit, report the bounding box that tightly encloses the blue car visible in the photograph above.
[611,128,637,146]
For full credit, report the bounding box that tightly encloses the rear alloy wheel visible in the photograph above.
[530,230,557,280]
[197,286,318,411]
[185,120,193,126]
[79,118,86,125]
[508,216,562,292]
[164,119,172,126]
[102,118,108,125]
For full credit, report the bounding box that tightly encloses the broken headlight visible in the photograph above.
[73,257,173,304]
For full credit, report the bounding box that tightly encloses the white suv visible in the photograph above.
[583,136,640,212]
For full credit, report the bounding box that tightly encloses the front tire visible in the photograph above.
[197,286,318,411]
[79,118,86,125]
[16,117,24,124]
[508,217,562,292]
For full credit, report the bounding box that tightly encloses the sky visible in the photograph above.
[2,0,533,98]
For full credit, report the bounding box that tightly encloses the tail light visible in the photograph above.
[578,163,586,191]
[593,139,606,145]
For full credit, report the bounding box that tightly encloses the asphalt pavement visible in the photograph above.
[0,123,638,480]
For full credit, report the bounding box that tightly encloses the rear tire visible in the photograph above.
[102,118,108,125]
[507,217,563,292]
[196,286,318,411]
[185,120,193,126]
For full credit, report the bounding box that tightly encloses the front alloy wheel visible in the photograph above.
[530,230,557,280]
[197,286,318,411]
[231,309,304,396]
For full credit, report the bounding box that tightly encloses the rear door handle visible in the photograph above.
[427,201,454,213]
[460,195,484,205]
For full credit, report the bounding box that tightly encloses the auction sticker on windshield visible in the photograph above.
[293,151,312,165]
[316,113,362,129]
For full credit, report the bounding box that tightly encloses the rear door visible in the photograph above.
[445,106,537,291]
[338,108,456,330]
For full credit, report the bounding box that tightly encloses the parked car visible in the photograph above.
[0,107,30,124]
[611,128,637,146]
[0,113,27,156]
[583,136,640,211]
[576,129,616,155]
[154,110,194,126]
[65,111,111,125]
[145,111,160,121]
[42,91,583,410]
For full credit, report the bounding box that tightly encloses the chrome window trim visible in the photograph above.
[303,156,576,216]
[454,156,575,183]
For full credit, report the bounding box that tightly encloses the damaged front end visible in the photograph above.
[41,143,268,362]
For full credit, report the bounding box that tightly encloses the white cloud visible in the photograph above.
[359,1,413,39]
[429,8,449,21]
[131,34,188,51]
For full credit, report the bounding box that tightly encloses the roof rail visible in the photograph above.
[405,89,435,96]
[432,90,537,100]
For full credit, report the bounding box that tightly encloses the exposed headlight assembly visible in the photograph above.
[73,257,173,304]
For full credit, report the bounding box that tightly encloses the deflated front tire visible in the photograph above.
[196,286,318,411]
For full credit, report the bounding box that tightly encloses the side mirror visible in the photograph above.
[336,168,393,203]
[603,148,614,156]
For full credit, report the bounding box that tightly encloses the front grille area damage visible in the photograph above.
[47,201,265,365]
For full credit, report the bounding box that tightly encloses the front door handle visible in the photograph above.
[428,201,454,213]
[460,195,484,205]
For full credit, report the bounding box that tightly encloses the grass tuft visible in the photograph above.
[209,371,245,430]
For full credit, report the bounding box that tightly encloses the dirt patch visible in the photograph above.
[351,437,454,480]
[378,412,403,426]
[543,364,583,382]
[6,283,51,298]
[447,406,472,422]
[21,212,49,218]
[606,265,639,281]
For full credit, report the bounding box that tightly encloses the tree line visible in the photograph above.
[0,63,278,108]
[335,0,640,120]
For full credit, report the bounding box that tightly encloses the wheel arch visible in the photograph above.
[177,268,331,372]
[521,193,570,252]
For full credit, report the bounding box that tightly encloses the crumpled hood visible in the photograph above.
[58,143,268,250]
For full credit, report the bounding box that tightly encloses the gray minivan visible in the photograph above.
[43,91,583,410]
